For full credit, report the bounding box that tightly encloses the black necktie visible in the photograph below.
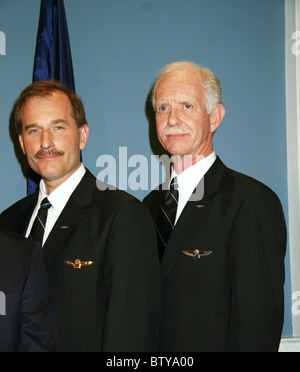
[29,197,52,245]
[156,177,179,262]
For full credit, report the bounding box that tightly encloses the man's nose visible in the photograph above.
[40,130,54,149]
[167,107,180,126]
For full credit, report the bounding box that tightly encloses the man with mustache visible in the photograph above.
[0,80,160,352]
[143,61,286,351]
[35,149,65,159]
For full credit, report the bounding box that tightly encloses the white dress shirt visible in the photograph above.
[170,152,217,224]
[26,163,86,246]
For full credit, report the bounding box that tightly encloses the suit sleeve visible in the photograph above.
[102,200,161,352]
[226,188,286,352]
[19,243,61,352]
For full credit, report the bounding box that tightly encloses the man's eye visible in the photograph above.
[159,105,168,112]
[184,104,192,110]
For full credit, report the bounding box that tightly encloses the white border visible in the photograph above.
[285,0,300,336]
[279,337,300,352]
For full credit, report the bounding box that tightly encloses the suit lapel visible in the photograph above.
[14,193,38,236]
[42,170,96,269]
[161,157,226,280]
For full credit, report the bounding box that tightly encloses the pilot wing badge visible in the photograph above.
[65,259,94,269]
[182,250,212,259]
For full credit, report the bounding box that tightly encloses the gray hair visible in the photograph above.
[151,61,223,114]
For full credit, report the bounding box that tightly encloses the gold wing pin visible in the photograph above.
[64,259,94,269]
[182,249,212,259]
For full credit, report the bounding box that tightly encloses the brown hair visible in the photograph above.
[14,80,87,134]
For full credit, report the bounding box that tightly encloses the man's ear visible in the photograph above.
[209,104,226,133]
[79,124,89,150]
[18,134,26,155]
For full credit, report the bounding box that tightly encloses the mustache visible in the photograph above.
[162,128,192,136]
[34,149,65,159]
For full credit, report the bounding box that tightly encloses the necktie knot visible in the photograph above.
[170,177,178,190]
[169,177,179,201]
[41,197,51,210]
[29,198,52,245]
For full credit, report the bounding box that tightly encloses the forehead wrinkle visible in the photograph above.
[156,86,201,107]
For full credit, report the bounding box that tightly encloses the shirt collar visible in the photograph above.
[38,163,86,210]
[170,151,217,200]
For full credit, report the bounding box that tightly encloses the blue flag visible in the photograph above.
[28,0,75,194]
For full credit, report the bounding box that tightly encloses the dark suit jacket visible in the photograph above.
[0,230,60,352]
[143,157,286,352]
[0,169,160,352]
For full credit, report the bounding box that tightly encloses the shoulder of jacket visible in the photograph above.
[222,167,279,202]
